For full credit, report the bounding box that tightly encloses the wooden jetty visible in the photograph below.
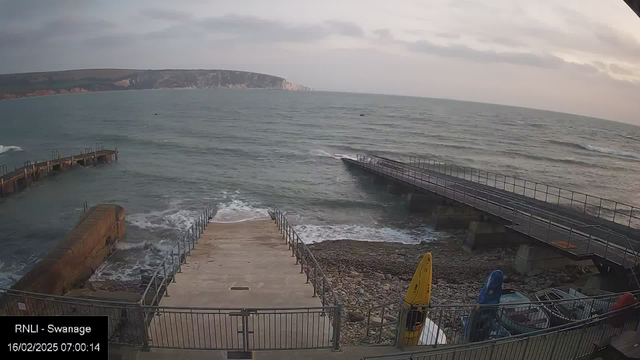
[0,148,118,199]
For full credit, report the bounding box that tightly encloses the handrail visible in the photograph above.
[271,205,342,351]
[354,154,640,271]
[368,288,639,312]
[365,288,637,346]
[363,301,640,359]
[407,156,640,230]
[139,204,215,305]
[271,205,340,307]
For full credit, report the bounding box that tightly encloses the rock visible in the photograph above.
[370,316,383,325]
[528,269,542,277]
[348,312,365,322]
[357,287,365,295]
[382,284,391,291]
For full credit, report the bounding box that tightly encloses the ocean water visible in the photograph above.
[1,89,640,287]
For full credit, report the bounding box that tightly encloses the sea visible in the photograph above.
[1,89,639,288]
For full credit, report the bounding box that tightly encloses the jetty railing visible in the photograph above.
[139,204,215,306]
[365,289,637,348]
[407,156,640,230]
[354,155,640,275]
[363,302,640,360]
[271,205,342,350]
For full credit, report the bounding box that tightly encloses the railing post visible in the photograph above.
[171,249,177,280]
[163,260,169,297]
[395,307,407,349]
[137,304,150,351]
[333,304,342,351]
[177,241,182,272]
[312,267,318,296]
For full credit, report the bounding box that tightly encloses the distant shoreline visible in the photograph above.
[0,68,310,101]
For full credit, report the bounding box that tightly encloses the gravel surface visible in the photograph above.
[308,233,594,345]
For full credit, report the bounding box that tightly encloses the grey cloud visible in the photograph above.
[609,63,634,76]
[0,18,114,49]
[198,14,329,42]
[373,28,393,41]
[555,6,640,60]
[435,32,460,40]
[592,61,607,70]
[325,21,364,38]
[144,15,364,44]
[142,8,195,22]
[0,0,93,22]
[408,40,566,69]
[478,36,520,47]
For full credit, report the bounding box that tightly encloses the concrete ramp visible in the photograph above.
[149,220,334,350]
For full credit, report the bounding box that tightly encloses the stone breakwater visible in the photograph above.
[308,233,593,345]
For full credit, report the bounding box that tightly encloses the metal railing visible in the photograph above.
[271,205,342,350]
[140,204,215,306]
[271,205,341,308]
[144,305,338,351]
[365,289,637,348]
[0,288,146,345]
[407,156,640,230]
[0,287,340,351]
[363,301,640,360]
[353,155,640,273]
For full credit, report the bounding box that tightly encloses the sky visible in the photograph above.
[1,0,639,124]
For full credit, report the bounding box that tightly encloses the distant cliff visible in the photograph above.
[0,69,311,100]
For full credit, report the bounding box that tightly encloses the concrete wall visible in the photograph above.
[11,204,125,295]
[431,205,483,230]
[513,244,591,274]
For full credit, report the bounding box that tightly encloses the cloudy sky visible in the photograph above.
[1,0,639,123]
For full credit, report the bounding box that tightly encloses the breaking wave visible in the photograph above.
[212,199,270,223]
[579,144,640,160]
[0,145,23,155]
[548,140,640,161]
[293,224,437,244]
[128,207,197,232]
[310,149,357,161]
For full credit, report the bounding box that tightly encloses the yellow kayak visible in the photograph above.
[403,252,432,345]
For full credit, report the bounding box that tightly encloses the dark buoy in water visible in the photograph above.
[154,113,158,115]
[360,113,364,116]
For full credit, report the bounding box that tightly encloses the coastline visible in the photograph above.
[308,234,594,345]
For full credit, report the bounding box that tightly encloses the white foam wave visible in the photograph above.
[293,224,437,244]
[580,144,640,160]
[115,241,174,252]
[0,145,23,155]
[128,207,197,231]
[213,199,270,223]
[0,260,30,288]
[310,149,357,161]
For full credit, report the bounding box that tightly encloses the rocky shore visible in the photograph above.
[308,233,594,345]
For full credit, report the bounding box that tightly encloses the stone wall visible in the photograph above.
[11,204,125,295]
